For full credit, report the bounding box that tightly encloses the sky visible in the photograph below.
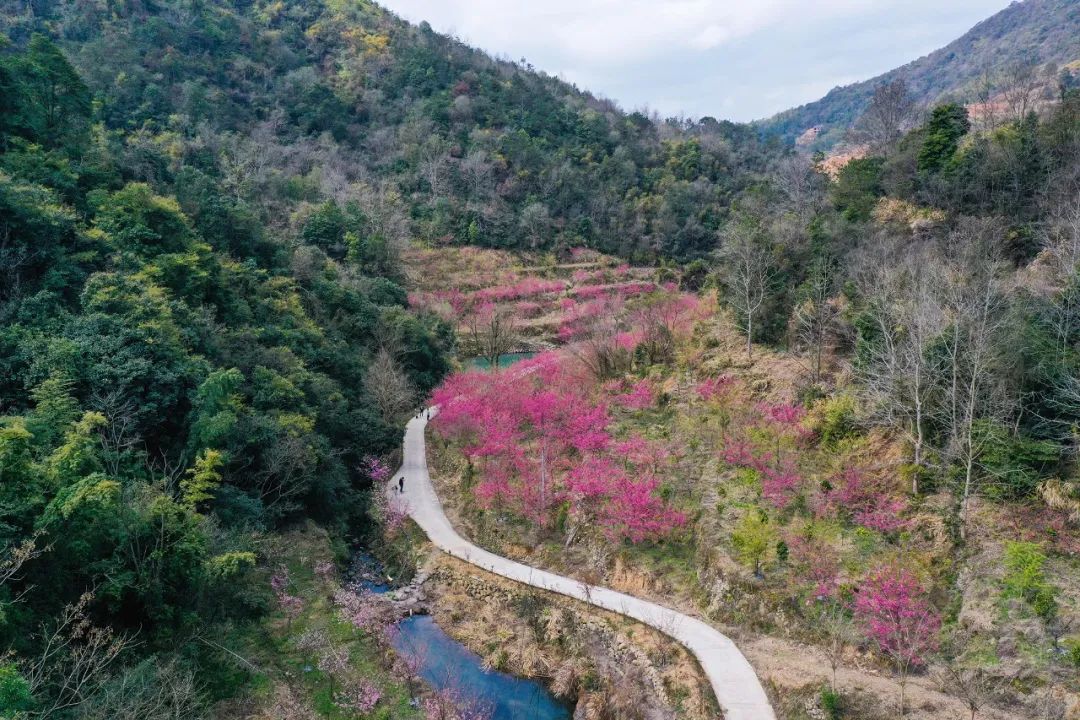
[379,0,1014,122]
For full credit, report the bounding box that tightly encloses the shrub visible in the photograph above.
[1001,541,1057,621]
[815,394,859,448]
[820,686,843,720]
[975,420,1060,501]
[1065,638,1080,668]
[0,663,32,716]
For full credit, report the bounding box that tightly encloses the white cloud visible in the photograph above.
[379,0,1014,121]
[386,0,860,64]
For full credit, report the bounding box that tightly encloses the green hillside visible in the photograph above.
[1,0,779,261]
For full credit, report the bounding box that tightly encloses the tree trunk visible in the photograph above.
[746,314,753,360]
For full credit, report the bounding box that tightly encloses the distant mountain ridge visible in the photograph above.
[757,0,1080,149]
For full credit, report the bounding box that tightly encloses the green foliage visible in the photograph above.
[831,157,884,221]
[974,420,1060,501]
[182,449,224,510]
[731,511,775,576]
[815,394,860,449]
[0,16,455,712]
[0,662,33,717]
[1065,637,1080,668]
[820,686,843,720]
[1001,542,1056,621]
[917,104,970,173]
[26,373,79,449]
[0,34,90,148]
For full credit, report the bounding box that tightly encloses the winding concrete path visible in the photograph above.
[391,410,776,720]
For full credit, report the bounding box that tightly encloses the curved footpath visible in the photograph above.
[391,410,777,720]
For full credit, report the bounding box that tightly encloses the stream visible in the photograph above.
[349,551,573,720]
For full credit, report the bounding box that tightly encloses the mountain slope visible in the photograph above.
[0,0,778,260]
[758,0,1080,148]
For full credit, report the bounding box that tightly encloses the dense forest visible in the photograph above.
[1,0,779,261]
[0,5,459,716]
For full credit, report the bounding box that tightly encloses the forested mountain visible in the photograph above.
[0,0,784,715]
[2,0,778,261]
[758,0,1080,149]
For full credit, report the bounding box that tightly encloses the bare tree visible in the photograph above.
[25,593,135,720]
[217,118,283,202]
[771,153,824,220]
[256,431,318,515]
[1000,62,1045,125]
[858,252,946,492]
[1041,196,1080,361]
[265,684,319,720]
[718,216,775,360]
[364,348,416,420]
[793,255,839,382]
[817,602,857,691]
[1,535,46,617]
[565,303,633,381]
[75,659,202,720]
[464,303,519,371]
[519,202,551,248]
[973,62,1001,133]
[91,390,143,477]
[934,664,996,720]
[939,220,1012,537]
[418,138,451,199]
[852,80,917,154]
[460,149,494,200]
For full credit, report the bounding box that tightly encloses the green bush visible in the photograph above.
[1002,541,1057,621]
[975,421,1060,501]
[0,662,33,717]
[820,686,843,719]
[816,394,859,448]
[1065,638,1080,668]
[832,157,885,222]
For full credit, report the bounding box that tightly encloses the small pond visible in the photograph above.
[392,615,573,720]
[467,352,536,370]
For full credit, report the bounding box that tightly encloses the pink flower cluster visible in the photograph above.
[819,467,909,534]
[570,281,655,300]
[362,455,392,484]
[422,687,493,720]
[854,565,940,667]
[431,352,684,542]
[514,300,544,318]
[334,587,383,634]
[472,278,566,304]
[337,680,382,714]
[696,375,735,402]
[612,379,656,410]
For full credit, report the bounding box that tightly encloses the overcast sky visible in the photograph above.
[380,0,1014,122]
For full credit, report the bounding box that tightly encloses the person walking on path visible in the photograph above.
[398,476,404,493]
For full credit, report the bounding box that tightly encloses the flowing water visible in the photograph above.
[392,614,573,720]
[350,550,572,720]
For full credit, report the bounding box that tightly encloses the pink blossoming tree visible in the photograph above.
[854,565,941,716]
[431,351,684,543]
